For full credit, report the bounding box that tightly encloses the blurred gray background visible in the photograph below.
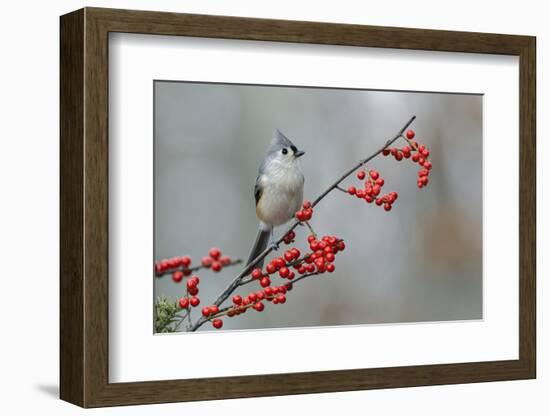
[154,81,482,332]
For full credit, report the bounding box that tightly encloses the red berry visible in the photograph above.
[418,157,425,165]
[347,186,356,195]
[186,278,197,290]
[190,296,200,307]
[325,252,335,262]
[179,297,189,309]
[232,295,243,305]
[384,203,392,212]
[279,266,290,278]
[412,153,420,162]
[201,257,213,268]
[307,234,316,243]
[172,271,184,283]
[424,161,432,170]
[256,291,265,300]
[260,277,271,287]
[201,307,211,317]
[159,260,170,271]
[209,305,219,315]
[395,152,403,161]
[357,170,366,180]
[290,248,300,258]
[382,149,390,156]
[375,178,384,186]
[273,257,285,268]
[212,319,223,329]
[326,263,335,273]
[372,185,381,196]
[188,286,199,296]
[287,271,295,280]
[406,129,415,139]
[369,170,379,180]
[266,263,276,274]
[251,268,263,280]
[180,255,192,267]
[211,261,222,272]
[277,294,286,304]
[220,255,231,265]
[254,302,265,312]
[209,247,221,259]
[264,287,273,296]
[336,241,346,251]
[284,251,294,262]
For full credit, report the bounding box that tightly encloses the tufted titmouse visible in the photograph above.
[246,129,305,269]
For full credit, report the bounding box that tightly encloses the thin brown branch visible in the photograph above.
[188,115,416,331]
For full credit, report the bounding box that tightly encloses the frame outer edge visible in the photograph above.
[61,7,537,407]
[519,36,536,377]
[60,8,86,407]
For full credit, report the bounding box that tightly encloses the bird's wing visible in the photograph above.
[254,175,263,206]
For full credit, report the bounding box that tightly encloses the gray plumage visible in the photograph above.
[247,129,305,269]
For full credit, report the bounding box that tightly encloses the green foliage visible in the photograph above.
[154,296,179,333]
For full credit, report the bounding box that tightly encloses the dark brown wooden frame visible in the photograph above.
[60,7,536,408]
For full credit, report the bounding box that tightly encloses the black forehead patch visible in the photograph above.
[290,145,297,153]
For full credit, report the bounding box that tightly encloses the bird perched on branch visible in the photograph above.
[246,130,305,269]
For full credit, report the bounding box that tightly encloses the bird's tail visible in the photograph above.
[246,227,271,270]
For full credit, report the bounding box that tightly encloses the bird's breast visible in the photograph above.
[256,166,304,226]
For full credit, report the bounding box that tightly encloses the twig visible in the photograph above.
[188,115,416,331]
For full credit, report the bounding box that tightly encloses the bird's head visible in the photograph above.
[265,129,305,168]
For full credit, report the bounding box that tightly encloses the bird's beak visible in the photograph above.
[294,150,305,158]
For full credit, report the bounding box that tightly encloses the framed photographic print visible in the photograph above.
[60,7,536,407]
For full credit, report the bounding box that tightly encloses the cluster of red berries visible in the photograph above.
[177,274,201,309]
[178,274,224,326]
[230,284,290,315]
[200,247,233,272]
[382,129,432,189]
[347,169,398,212]
[251,233,345,287]
[295,201,313,221]
[206,234,346,330]
[154,247,233,282]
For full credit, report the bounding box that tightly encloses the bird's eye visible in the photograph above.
[282,148,288,155]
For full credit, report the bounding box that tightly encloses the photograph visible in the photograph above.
[153,81,483,333]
